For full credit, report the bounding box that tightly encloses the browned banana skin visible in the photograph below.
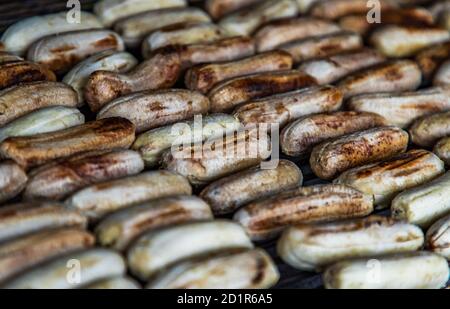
[0,52,23,65]
[254,17,342,52]
[200,159,303,215]
[233,86,343,128]
[280,111,387,157]
[24,150,144,201]
[0,118,136,169]
[0,228,94,284]
[338,8,435,36]
[205,0,261,20]
[337,60,422,99]
[0,161,28,205]
[233,184,374,241]
[310,0,396,20]
[208,70,317,112]
[434,137,450,165]
[185,51,293,94]
[85,51,182,113]
[0,61,55,90]
[0,82,79,127]
[310,126,409,180]
[416,42,450,85]
[280,31,363,63]
[410,111,450,148]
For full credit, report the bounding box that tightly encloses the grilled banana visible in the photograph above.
[410,111,450,147]
[206,0,262,20]
[0,161,27,204]
[434,136,450,165]
[426,214,450,260]
[0,61,56,90]
[415,42,450,85]
[434,59,450,86]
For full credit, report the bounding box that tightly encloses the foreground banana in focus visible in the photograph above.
[200,160,302,215]
[0,107,85,143]
[392,171,450,228]
[254,17,341,52]
[148,249,279,289]
[65,171,192,221]
[0,118,135,169]
[234,184,374,241]
[323,252,450,289]
[278,216,424,271]
[132,114,241,167]
[410,111,450,147]
[208,70,317,112]
[96,196,213,251]
[338,60,422,99]
[281,111,386,157]
[63,51,137,103]
[24,150,145,201]
[349,87,450,128]
[97,89,210,133]
[3,249,126,289]
[0,82,79,127]
[94,0,187,27]
[87,37,255,111]
[426,214,450,260]
[115,7,211,47]
[370,26,450,58]
[162,129,271,185]
[185,51,293,94]
[206,0,262,20]
[0,11,102,56]
[86,277,140,289]
[219,0,298,36]
[234,86,343,128]
[335,150,445,207]
[298,49,386,85]
[0,228,95,284]
[280,31,363,63]
[0,60,56,90]
[28,30,125,75]
[0,202,87,243]
[127,220,253,280]
[434,137,450,165]
[0,161,27,204]
[310,126,409,180]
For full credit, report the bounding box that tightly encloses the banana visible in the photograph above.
[0,228,94,284]
[323,252,450,289]
[161,129,271,185]
[65,171,192,221]
[0,107,85,143]
[127,220,254,280]
[297,49,386,85]
[206,0,263,20]
[147,249,279,289]
[208,70,317,112]
[27,29,125,75]
[95,195,213,251]
[370,25,450,58]
[0,51,23,65]
[0,202,88,243]
[94,0,187,27]
[97,89,210,133]
[0,11,102,56]
[310,0,396,20]
[426,214,450,260]
[280,31,363,63]
[0,61,56,90]
[200,159,303,215]
[3,249,126,289]
[0,161,28,204]
[132,114,241,167]
[114,7,211,47]
[219,0,298,36]
[233,85,343,128]
[233,184,374,241]
[254,17,341,52]
[410,111,450,147]
[0,82,79,127]
[278,216,424,271]
[415,42,450,85]
[338,60,422,99]
[85,277,140,289]
[310,126,409,180]
[24,150,145,201]
[63,51,137,104]
[392,171,450,228]
[280,111,387,157]
[434,59,450,86]
[434,136,450,165]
